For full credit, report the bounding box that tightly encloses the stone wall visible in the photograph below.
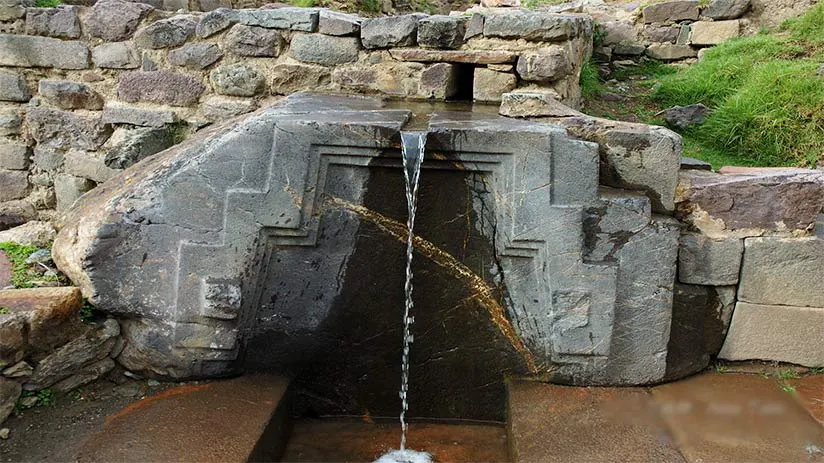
[0,2,592,229]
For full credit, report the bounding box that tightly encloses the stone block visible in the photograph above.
[645,25,679,43]
[0,313,26,368]
[0,70,29,102]
[269,63,331,96]
[0,142,29,170]
[168,43,222,70]
[92,42,140,69]
[103,126,174,169]
[676,24,691,44]
[196,7,237,38]
[210,63,265,97]
[473,68,516,103]
[0,221,55,247]
[0,34,89,69]
[675,168,824,237]
[290,34,359,65]
[557,116,681,212]
[584,188,651,263]
[26,318,119,390]
[516,45,572,82]
[499,91,583,118]
[54,173,94,211]
[32,147,63,171]
[719,302,824,367]
[388,48,516,64]
[702,0,749,20]
[482,12,590,41]
[689,20,739,46]
[0,377,21,425]
[38,80,104,110]
[0,287,85,355]
[642,1,699,24]
[134,16,196,49]
[0,107,21,136]
[102,103,177,127]
[464,13,483,39]
[27,107,112,151]
[417,15,465,49]
[417,63,458,100]
[601,20,636,46]
[84,0,153,41]
[613,41,646,56]
[202,96,257,121]
[361,14,420,49]
[738,237,824,307]
[222,24,283,57]
[0,0,24,22]
[645,43,697,60]
[25,5,80,39]
[237,7,318,32]
[678,233,743,285]
[0,169,28,202]
[65,150,118,183]
[52,357,115,393]
[0,200,35,232]
[318,10,360,36]
[664,283,712,381]
[665,103,710,130]
[117,70,205,107]
[2,360,33,378]
[198,0,231,11]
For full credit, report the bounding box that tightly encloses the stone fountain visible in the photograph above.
[53,93,680,422]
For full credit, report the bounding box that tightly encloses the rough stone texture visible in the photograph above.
[645,43,697,60]
[360,14,420,49]
[417,15,465,50]
[104,127,174,169]
[0,221,55,247]
[52,357,115,392]
[0,377,21,426]
[222,24,283,57]
[237,7,318,32]
[738,237,824,307]
[102,103,177,127]
[196,7,237,38]
[690,20,739,45]
[64,150,118,183]
[0,200,35,232]
[318,10,359,36]
[473,68,516,102]
[0,34,89,69]
[25,6,80,39]
[499,91,583,117]
[0,142,29,170]
[482,12,591,42]
[290,34,359,65]
[210,63,265,97]
[168,43,222,70]
[0,0,24,22]
[269,63,331,95]
[464,13,483,39]
[388,48,516,64]
[0,312,26,367]
[0,169,28,202]
[26,318,119,390]
[27,107,112,151]
[645,25,680,43]
[134,16,197,49]
[92,42,140,69]
[32,147,63,171]
[678,233,743,285]
[681,156,711,170]
[331,62,421,96]
[557,116,681,212]
[612,41,646,56]
[0,70,29,102]
[117,70,205,106]
[2,360,33,378]
[417,63,458,99]
[702,0,750,20]
[54,173,94,211]
[0,287,85,356]
[675,169,824,238]
[0,108,21,137]
[38,80,104,110]
[600,20,636,46]
[85,0,153,41]
[642,1,700,23]
[202,95,257,120]
[665,103,710,130]
[516,46,572,82]
[719,302,824,367]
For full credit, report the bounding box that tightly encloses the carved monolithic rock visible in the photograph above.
[53,94,680,420]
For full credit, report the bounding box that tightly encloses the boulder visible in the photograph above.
[38,80,104,111]
[210,63,265,97]
[473,68,516,102]
[417,15,465,50]
[134,16,197,49]
[516,46,572,82]
[665,103,710,130]
[26,107,112,151]
[360,14,421,49]
[290,34,360,66]
[25,5,80,39]
[168,43,222,70]
[642,1,700,24]
[675,168,824,237]
[84,0,153,41]
[738,237,824,307]
[701,0,749,20]
[0,34,89,69]
[222,24,283,57]
[92,42,140,69]
[689,20,739,46]
[0,70,29,102]
[196,7,237,38]
[117,70,205,107]
[0,221,55,247]
[318,10,360,36]
[677,233,743,285]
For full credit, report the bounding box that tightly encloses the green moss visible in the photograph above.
[0,307,9,314]
[0,242,41,289]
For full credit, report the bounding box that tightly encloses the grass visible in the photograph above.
[649,3,824,167]
[34,0,62,6]
[0,242,41,288]
[346,0,382,14]
[0,307,9,314]
[522,0,568,9]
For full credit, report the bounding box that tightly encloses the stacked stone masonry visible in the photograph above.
[0,1,592,227]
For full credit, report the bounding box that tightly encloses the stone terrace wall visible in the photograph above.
[0,2,592,228]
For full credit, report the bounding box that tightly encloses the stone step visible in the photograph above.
[75,375,292,462]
